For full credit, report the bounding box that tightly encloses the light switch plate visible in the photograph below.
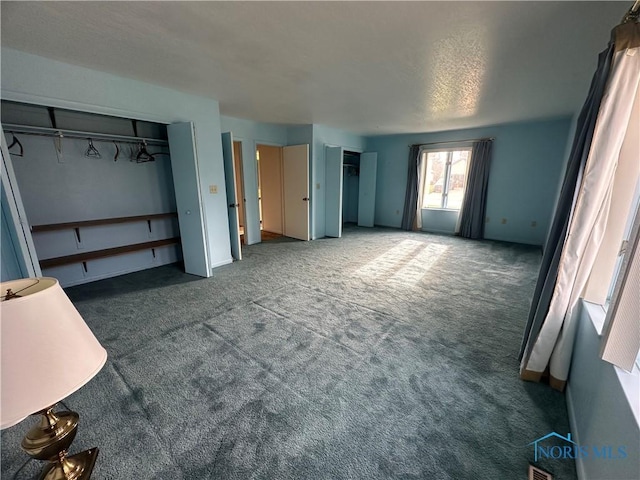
[209,185,218,194]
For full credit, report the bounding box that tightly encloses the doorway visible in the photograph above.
[255,143,310,242]
[342,151,360,226]
[325,146,377,238]
[256,144,284,241]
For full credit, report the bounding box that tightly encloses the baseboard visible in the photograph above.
[421,228,456,235]
[210,257,233,270]
[566,384,587,480]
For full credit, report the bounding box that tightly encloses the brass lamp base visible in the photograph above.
[39,448,99,480]
[21,406,99,480]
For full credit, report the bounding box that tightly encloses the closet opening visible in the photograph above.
[1,100,183,287]
[342,150,361,227]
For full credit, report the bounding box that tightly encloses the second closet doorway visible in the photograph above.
[326,146,377,238]
[342,151,361,226]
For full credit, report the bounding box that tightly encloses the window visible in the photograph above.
[420,148,471,210]
[600,186,640,372]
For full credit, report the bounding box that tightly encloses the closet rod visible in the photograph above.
[2,123,169,146]
[408,137,494,148]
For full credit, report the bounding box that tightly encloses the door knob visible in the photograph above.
[229,203,239,208]
[303,197,309,201]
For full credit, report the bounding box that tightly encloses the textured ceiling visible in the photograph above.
[0,1,628,135]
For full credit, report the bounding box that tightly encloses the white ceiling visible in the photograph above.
[0,1,629,135]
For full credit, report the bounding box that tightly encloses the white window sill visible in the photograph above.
[583,300,606,335]
[583,299,640,427]
[421,207,460,212]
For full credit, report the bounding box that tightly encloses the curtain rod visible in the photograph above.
[408,137,494,148]
[2,123,169,146]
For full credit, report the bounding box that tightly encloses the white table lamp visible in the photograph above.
[1,277,107,480]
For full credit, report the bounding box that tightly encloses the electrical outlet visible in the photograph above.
[396,210,400,215]
[486,216,490,223]
[316,183,321,190]
[531,221,537,227]
[209,185,218,194]
[501,218,507,224]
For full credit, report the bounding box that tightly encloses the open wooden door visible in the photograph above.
[283,144,310,241]
[221,132,242,260]
[358,152,377,227]
[167,122,210,277]
[325,146,344,238]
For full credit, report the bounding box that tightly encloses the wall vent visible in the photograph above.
[529,464,553,480]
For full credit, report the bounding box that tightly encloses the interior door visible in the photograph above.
[167,122,210,277]
[283,144,310,241]
[325,146,343,238]
[358,152,378,227]
[222,133,242,260]
[1,131,40,279]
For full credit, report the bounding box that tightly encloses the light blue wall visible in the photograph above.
[312,125,366,239]
[220,116,288,245]
[567,301,640,480]
[365,117,572,246]
[1,48,231,271]
[286,125,314,146]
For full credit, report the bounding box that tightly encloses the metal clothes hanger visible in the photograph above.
[85,138,101,159]
[53,132,64,163]
[622,0,640,23]
[136,140,154,163]
[8,133,24,157]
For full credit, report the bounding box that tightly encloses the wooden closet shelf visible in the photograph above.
[31,213,178,232]
[39,237,181,269]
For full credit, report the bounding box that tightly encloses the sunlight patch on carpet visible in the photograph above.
[355,239,448,286]
[389,243,448,286]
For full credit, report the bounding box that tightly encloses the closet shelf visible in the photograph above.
[39,237,180,269]
[31,213,178,232]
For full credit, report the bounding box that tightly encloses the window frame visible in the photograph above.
[419,145,473,211]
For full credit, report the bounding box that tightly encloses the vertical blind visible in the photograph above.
[600,204,640,372]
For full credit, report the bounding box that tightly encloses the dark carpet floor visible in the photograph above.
[1,226,576,479]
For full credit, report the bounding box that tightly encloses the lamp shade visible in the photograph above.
[1,278,107,429]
